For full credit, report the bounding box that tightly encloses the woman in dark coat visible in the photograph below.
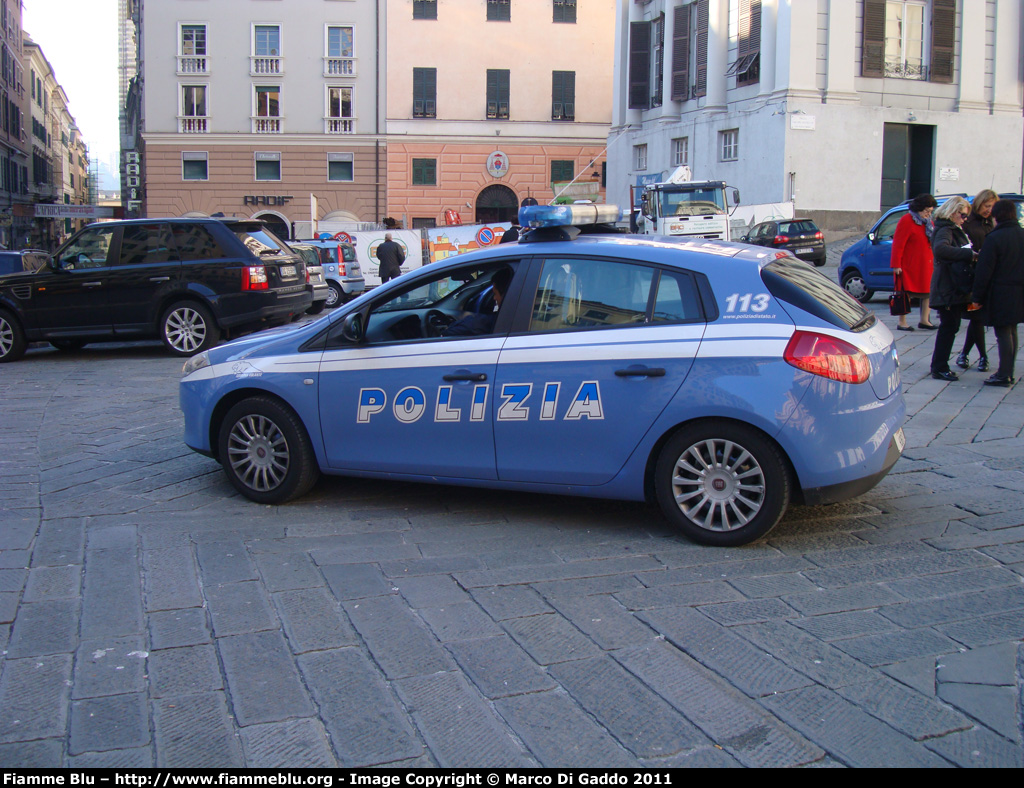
[928,196,976,381]
[956,189,998,371]
[969,199,1024,386]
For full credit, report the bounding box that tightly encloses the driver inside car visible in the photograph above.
[442,267,513,337]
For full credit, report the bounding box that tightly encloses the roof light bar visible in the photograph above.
[519,204,623,229]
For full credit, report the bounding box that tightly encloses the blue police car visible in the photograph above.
[180,204,906,546]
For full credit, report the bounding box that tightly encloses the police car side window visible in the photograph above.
[651,271,702,323]
[530,257,656,332]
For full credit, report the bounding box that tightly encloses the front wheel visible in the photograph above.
[840,271,874,303]
[0,309,26,363]
[324,281,343,309]
[161,301,221,356]
[654,420,791,547]
[218,396,320,504]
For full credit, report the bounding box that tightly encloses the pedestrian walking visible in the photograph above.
[957,189,998,371]
[928,196,976,381]
[891,193,938,331]
[375,233,406,283]
[969,199,1024,386]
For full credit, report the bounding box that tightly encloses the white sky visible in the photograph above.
[22,0,119,169]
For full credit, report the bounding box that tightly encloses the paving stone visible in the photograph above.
[80,547,144,639]
[615,641,824,768]
[783,584,906,616]
[418,602,504,642]
[549,656,707,758]
[204,580,279,636]
[343,594,454,679]
[254,551,324,591]
[0,568,27,593]
[936,609,1024,647]
[761,685,950,767]
[22,564,82,601]
[445,636,556,699]
[239,718,338,768]
[924,726,1024,768]
[195,539,258,584]
[532,573,646,598]
[147,607,212,650]
[936,642,1018,686]
[0,549,30,569]
[835,678,971,741]
[394,672,533,767]
[153,693,245,767]
[878,585,1024,628]
[394,574,470,608]
[148,644,223,698]
[638,607,811,697]
[803,550,990,588]
[546,594,658,650]
[503,612,602,665]
[69,693,150,755]
[936,683,1019,743]
[217,631,314,726]
[86,525,138,551]
[29,519,85,567]
[697,598,797,626]
[272,587,359,653]
[321,562,392,600]
[494,690,639,767]
[0,739,65,767]
[143,546,203,611]
[725,572,819,599]
[68,747,155,769]
[0,654,72,742]
[834,628,965,667]
[6,599,79,658]
[73,637,148,699]
[790,609,900,641]
[455,555,663,588]
[297,648,422,767]
[0,592,17,624]
[882,566,1020,600]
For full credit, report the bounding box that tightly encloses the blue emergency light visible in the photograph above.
[518,204,623,229]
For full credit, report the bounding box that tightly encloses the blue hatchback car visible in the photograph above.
[839,194,1024,302]
[181,205,906,546]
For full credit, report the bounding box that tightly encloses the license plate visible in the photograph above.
[894,427,906,453]
[797,247,814,254]
[280,265,296,278]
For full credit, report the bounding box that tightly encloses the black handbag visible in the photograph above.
[889,274,912,316]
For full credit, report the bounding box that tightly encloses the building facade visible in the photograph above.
[610,0,1024,231]
[136,0,386,239]
[385,0,614,228]
[1,0,28,249]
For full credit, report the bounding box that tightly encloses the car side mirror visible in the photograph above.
[340,312,364,343]
[867,232,876,243]
[732,188,741,205]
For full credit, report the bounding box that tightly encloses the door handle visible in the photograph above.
[614,367,666,378]
[149,276,171,282]
[443,372,487,382]
[80,281,103,288]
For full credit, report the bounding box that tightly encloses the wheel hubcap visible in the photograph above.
[227,414,289,492]
[671,438,766,532]
[844,278,867,299]
[325,286,339,306]
[166,308,206,353]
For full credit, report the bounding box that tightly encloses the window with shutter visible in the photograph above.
[671,5,690,102]
[486,70,510,119]
[930,0,955,83]
[861,0,886,77]
[552,71,575,121]
[413,69,436,118]
[695,0,708,97]
[629,21,652,109]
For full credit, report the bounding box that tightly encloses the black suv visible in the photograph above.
[0,218,311,362]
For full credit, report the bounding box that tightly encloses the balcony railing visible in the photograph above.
[324,57,355,77]
[252,116,282,133]
[177,56,209,75]
[251,56,283,75]
[179,116,208,133]
[324,117,355,134]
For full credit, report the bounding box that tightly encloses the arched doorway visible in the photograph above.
[475,184,518,224]
[253,211,291,240]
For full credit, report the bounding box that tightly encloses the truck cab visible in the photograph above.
[638,168,739,241]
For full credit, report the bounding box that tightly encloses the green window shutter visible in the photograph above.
[629,21,652,109]
[695,0,708,97]
[671,5,690,100]
[862,0,886,78]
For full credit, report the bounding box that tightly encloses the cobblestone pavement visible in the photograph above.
[1,241,1022,767]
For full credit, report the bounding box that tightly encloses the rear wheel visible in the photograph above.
[655,420,791,546]
[306,299,327,315]
[841,271,874,303]
[50,339,88,352]
[325,281,343,309]
[161,301,221,356]
[218,396,319,504]
[0,309,26,363]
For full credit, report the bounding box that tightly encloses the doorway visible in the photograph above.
[475,184,518,224]
[254,212,291,240]
[880,123,935,211]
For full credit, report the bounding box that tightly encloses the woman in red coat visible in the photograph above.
[890,193,938,331]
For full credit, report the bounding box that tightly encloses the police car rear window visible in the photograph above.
[762,258,874,331]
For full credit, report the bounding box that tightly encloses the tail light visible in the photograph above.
[773,235,790,245]
[305,266,310,284]
[814,231,824,240]
[336,246,347,276]
[784,330,870,384]
[242,265,269,291]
